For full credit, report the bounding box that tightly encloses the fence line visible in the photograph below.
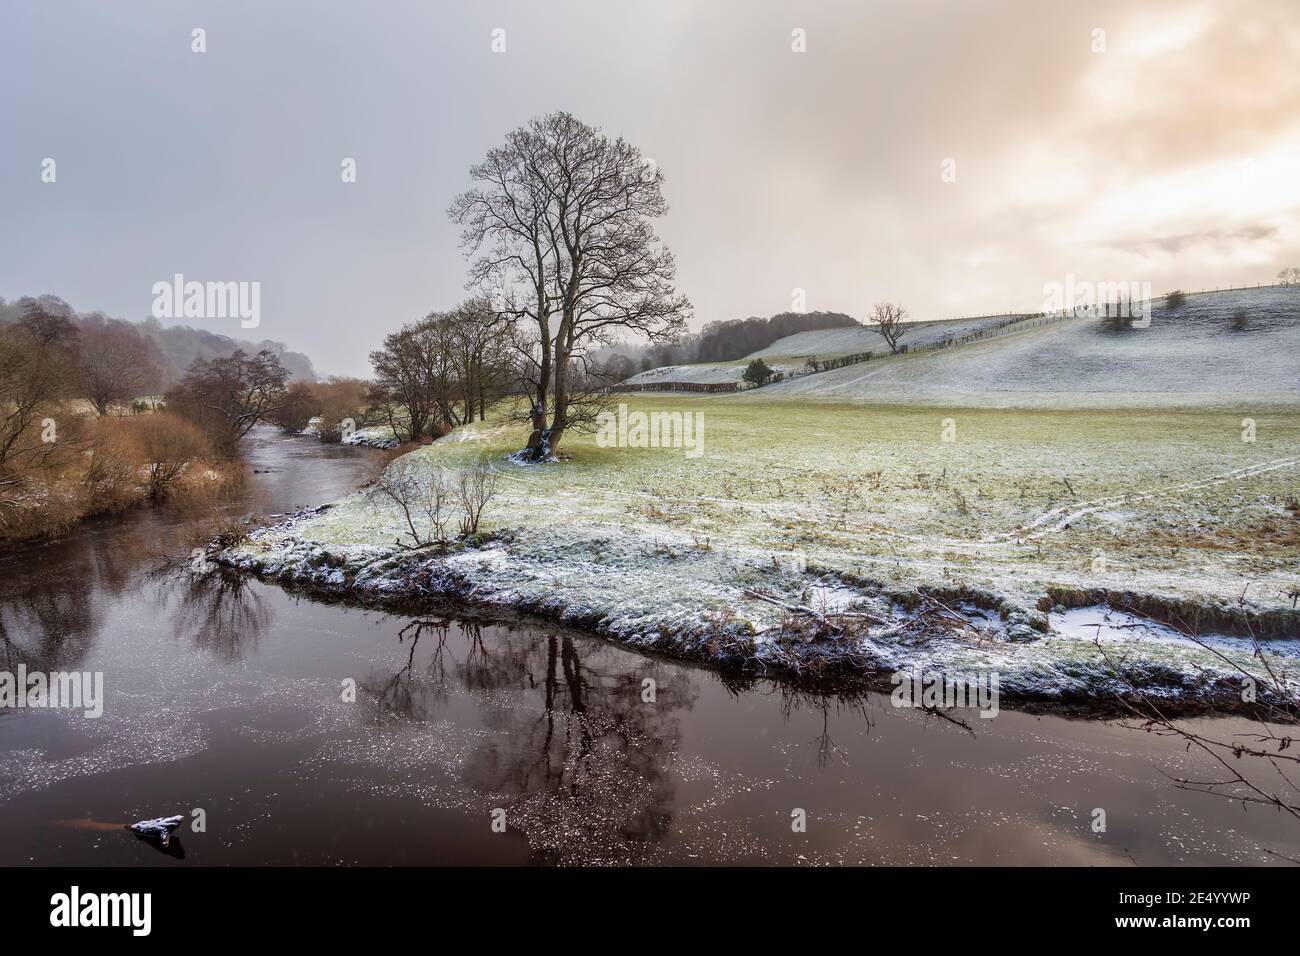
[618,281,1297,395]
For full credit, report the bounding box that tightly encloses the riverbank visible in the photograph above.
[211,398,1300,716]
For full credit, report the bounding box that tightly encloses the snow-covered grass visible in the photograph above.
[218,394,1300,711]
[763,286,1300,406]
[624,358,803,387]
[623,288,1299,403]
[747,314,1021,361]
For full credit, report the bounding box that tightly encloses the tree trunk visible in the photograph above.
[521,321,552,460]
[545,320,573,459]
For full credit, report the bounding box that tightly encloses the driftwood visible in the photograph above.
[742,588,888,634]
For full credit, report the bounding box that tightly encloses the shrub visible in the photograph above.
[84,417,146,513]
[269,381,320,434]
[742,358,775,387]
[1165,289,1187,308]
[129,413,211,497]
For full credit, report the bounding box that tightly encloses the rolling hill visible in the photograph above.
[626,287,1299,407]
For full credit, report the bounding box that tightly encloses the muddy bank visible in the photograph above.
[211,506,1300,719]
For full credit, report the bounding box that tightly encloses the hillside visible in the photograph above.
[0,295,317,386]
[747,313,1021,360]
[624,313,1021,387]
[761,287,1299,407]
[625,288,1298,406]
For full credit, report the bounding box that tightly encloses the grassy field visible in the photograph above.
[216,392,1300,708]
[307,395,1299,612]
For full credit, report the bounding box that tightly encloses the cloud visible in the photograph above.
[1,0,1296,374]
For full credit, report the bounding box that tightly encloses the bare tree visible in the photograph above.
[450,111,690,461]
[448,298,517,422]
[164,349,290,454]
[871,302,909,354]
[76,320,160,416]
[268,381,320,434]
[0,303,81,476]
[132,413,210,497]
[368,315,466,442]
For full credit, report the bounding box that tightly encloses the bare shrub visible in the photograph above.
[372,457,454,550]
[1165,289,1187,308]
[84,417,145,513]
[456,462,499,537]
[373,456,501,548]
[269,381,320,434]
[312,376,373,442]
[129,413,211,498]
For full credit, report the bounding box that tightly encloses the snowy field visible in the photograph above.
[218,395,1300,711]
[748,314,1021,360]
[763,287,1300,406]
[624,358,803,387]
[622,314,1019,387]
[624,287,1298,403]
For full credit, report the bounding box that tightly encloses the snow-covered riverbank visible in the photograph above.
[212,399,1300,715]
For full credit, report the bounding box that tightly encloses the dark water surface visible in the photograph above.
[1,427,1296,865]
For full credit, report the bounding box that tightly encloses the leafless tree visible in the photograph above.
[450,111,691,461]
[871,302,909,354]
[368,314,467,442]
[268,381,320,434]
[164,349,291,454]
[448,297,517,422]
[0,303,82,477]
[76,320,161,416]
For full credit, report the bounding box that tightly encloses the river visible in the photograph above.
[0,426,1295,865]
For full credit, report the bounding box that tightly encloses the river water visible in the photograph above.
[1,426,1295,865]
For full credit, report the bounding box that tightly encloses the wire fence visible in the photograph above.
[619,281,1297,394]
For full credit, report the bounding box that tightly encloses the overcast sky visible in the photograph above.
[3,0,1298,376]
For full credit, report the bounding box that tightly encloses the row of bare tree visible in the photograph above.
[367,299,516,443]
[0,303,264,543]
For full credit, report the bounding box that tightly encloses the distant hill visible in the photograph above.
[695,310,858,363]
[0,294,317,387]
[762,286,1299,407]
[625,313,1019,388]
[623,287,1300,407]
[746,313,1021,360]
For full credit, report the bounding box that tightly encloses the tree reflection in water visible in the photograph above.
[360,616,696,863]
[159,569,273,662]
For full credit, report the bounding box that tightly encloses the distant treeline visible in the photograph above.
[600,310,859,375]
[0,294,317,389]
[694,310,859,362]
